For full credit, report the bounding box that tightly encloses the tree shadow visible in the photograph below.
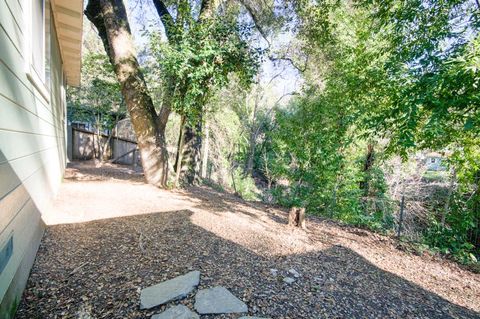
[16,210,478,319]
[183,186,287,225]
[65,161,145,183]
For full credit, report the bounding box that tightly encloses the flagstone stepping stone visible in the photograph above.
[194,286,248,314]
[140,271,200,309]
[151,305,199,319]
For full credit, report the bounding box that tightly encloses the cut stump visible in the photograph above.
[288,207,306,229]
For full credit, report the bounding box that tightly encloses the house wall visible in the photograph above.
[0,0,67,316]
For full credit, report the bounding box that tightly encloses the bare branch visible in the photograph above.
[269,54,309,73]
[239,0,271,46]
[151,0,176,39]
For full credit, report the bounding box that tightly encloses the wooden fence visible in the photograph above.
[67,126,141,166]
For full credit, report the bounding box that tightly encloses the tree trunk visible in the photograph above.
[183,121,203,184]
[360,143,375,196]
[174,116,187,188]
[442,168,456,226]
[201,120,209,179]
[174,118,203,185]
[288,207,306,229]
[244,130,256,176]
[85,0,169,187]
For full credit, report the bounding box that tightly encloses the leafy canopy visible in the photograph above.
[149,14,261,122]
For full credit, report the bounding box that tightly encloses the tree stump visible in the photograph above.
[288,207,306,229]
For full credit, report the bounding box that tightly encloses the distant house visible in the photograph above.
[425,152,447,171]
[0,0,83,316]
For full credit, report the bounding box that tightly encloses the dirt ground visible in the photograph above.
[16,161,480,318]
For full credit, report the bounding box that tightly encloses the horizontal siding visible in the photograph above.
[0,145,62,200]
[0,219,43,319]
[4,0,24,32]
[0,26,54,121]
[0,185,29,233]
[0,200,43,302]
[0,0,23,55]
[0,94,57,134]
[0,131,59,163]
[0,62,53,123]
[0,0,67,311]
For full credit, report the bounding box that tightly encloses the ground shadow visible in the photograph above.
[65,161,145,183]
[183,186,287,225]
[16,210,478,319]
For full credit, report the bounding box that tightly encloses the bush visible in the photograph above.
[231,168,260,201]
[424,221,478,264]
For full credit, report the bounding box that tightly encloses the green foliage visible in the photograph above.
[356,0,480,263]
[423,171,449,183]
[357,0,480,157]
[258,3,396,232]
[257,0,479,264]
[149,16,260,123]
[231,168,260,201]
[424,221,477,264]
[67,52,126,130]
[264,95,394,231]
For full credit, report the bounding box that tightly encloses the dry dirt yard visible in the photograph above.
[16,162,480,319]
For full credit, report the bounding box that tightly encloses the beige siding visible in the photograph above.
[0,0,67,316]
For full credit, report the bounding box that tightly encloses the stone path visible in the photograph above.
[194,286,248,314]
[140,271,200,309]
[143,271,257,318]
[151,305,199,319]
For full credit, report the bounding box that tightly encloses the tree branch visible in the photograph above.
[239,0,271,46]
[199,0,219,20]
[85,0,113,65]
[269,54,309,73]
[151,0,176,40]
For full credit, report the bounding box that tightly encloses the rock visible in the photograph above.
[194,286,248,314]
[269,269,278,276]
[288,268,300,278]
[238,317,270,319]
[151,305,199,319]
[140,271,200,309]
[283,277,295,284]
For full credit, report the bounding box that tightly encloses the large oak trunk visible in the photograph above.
[183,122,203,184]
[174,120,202,185]
[85,0,169,187]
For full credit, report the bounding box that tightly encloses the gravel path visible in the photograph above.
[16,162,480,318]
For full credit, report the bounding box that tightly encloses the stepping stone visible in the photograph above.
[140,271,200,309]
[151,305,199,319]
[194,286,248,314]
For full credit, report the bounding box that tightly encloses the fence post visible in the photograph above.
[397,195,405,238]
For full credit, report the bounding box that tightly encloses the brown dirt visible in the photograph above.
[16,161,480,318]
